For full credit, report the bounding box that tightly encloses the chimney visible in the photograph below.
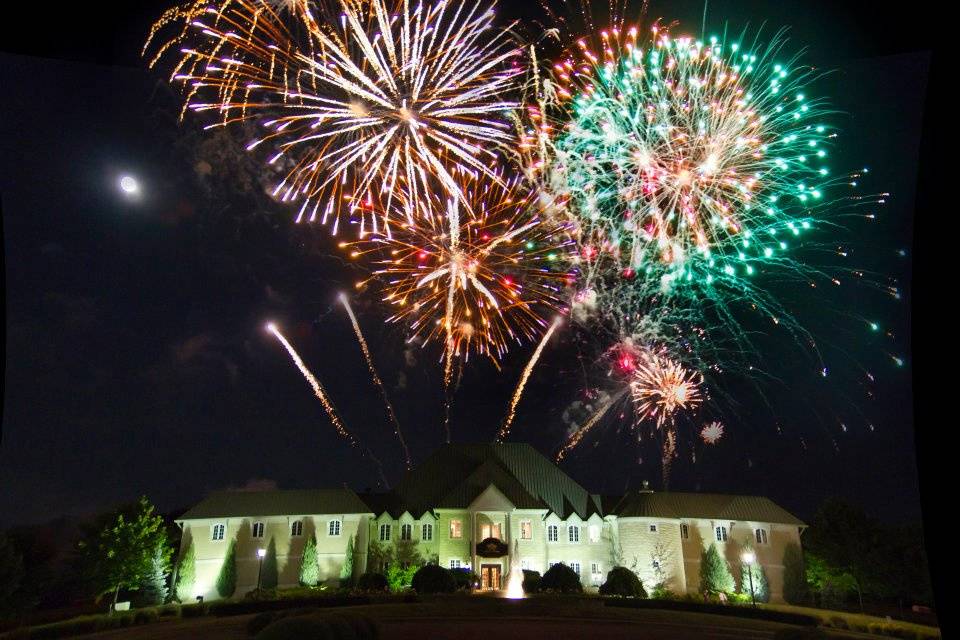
[640,480,653,494]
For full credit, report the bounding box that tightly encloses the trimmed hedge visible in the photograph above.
[599,567,646,598]
[521,570,541,594]
[411,565,456,594]
[450,568,478,591]
[603,597,819,626]
[211,595,371,616]
[356,572,389,593]
[540,563,582,594]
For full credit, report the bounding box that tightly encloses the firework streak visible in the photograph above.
[339,294,412,469]
[556,387,629,461]
[267,323,389,487]
[498,316,562,442]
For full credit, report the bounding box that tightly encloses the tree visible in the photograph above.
[783,543,808,605]
[216,539,237,598]
[0,533,25,613]
[699,543,735,594]
[140,542,170,605]
[261,538,278,589]
[338,535,356,587]
[804,498,881,611]
[75,496,172,611]
[174,540,196,602]
[299,534,320,587]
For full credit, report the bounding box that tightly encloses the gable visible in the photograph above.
[468,483,516,512]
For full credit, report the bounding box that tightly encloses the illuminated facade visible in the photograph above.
[175,443,804,601]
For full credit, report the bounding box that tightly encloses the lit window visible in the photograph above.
[481,523,502,540]
[649,524,658,533]
[291,521,303,537]
[401,524,412,541]
[422,523,433,541]
[449,559,462,569]
[211,524,225,541]
[520,521,532,540]
[329,520,341,537]
[547,525,558,542]
[379,524,391,541]
[450,519,462,539]
[715,526,728,542]
[755,528,768,545]
[588,525,600,543]
[681,523,689,539]
[252,522,265,538]
[568,525,580,543]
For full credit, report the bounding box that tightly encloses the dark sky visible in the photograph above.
[1,1,929,528]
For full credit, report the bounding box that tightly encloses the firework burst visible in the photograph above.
[700,420,724,444]
[146,0,523,235]
[623,342,704,430]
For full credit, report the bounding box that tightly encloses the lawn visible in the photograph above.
[762,604,940,639]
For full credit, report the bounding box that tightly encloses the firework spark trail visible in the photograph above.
[498,316,562,442]
[556,387,628,461]
[338,295,411,470]
[267,323,389,488]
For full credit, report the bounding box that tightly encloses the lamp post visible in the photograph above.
[256,548,267,591]
[741,550,756,608]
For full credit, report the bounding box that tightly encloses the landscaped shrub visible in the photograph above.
[699,543,735,595]
[540,563,582,593]
[599,567,646,598]
[650,584,675,600]
[521,570,541,594]
[411,564,456,594]
[450,568,478,591]
[355,572,389,593]
[386,564,419,592]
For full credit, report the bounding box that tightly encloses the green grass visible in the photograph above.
[763,604,940,639]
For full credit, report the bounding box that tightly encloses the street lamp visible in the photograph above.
[256,548,267,591]
[741,550,757,608]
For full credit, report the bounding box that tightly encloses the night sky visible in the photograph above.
[1,1,928,529]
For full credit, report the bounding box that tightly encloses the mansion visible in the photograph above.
[176,443,805,601]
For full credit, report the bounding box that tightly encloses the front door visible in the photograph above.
[480,564,501,590]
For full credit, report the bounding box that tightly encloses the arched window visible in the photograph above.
[252,521,265,538]
[211,523,225,541]
[291,520,303,537]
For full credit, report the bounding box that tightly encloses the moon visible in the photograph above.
[119,175,139,195]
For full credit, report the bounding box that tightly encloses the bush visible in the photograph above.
[782,543,807,605]
[355,572,389,593]
[245,588,278,601]
[133,608,160,625]
[521,570,541,594]
[450,568,478,591]
[411,564,456,594]
[599,567,646,598]
[650,583,675,600]
[699,543,735,595]
[181,602,210,618]
[386,564,419,592]
[540,563,582,594]
[157,604,181,618]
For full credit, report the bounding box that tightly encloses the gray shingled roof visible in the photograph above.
[395,443,597,519]
[612,491,805,525]
[178,489,372,520]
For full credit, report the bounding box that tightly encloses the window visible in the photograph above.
[520,521,532,540]
[481,523,502,540]
[422,523,433,541]
[591,563,602,577]
[379,524,391,541]
[291,520,303,537]
[681,523,689,539]
[588,525,600,543]
[211,523,225,541]
[401,524,412,541]
[449,519,462,539]
[568,525,579,543]
[328,519,341,537]
[569,562,581,575]
[252,521,264,538]
[449,559,462,569]
[715,526,728,542]
[547,525,558,542]
[649,524,658,533]
[755,528,768,545]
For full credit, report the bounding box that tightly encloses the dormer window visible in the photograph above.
[379,524,391,541]
[211,523,225,541]
[547,525,558,542]
[401,524,412,541]
[568,525,580,543]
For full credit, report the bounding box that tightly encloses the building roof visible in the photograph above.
[177,488,372,520]
[611,490,805,526]
[394,443,600,519]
